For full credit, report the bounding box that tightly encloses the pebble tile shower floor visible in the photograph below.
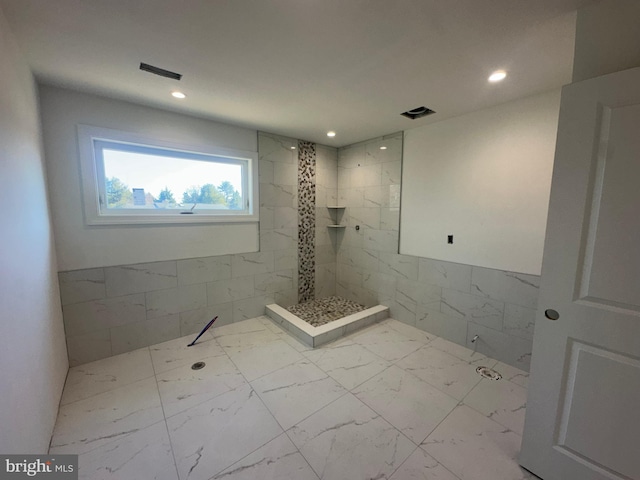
[50,316,534,480]
[285,295,366,326]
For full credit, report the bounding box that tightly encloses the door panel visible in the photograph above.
[520,67,640,480]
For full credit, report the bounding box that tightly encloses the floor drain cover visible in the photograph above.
[476,366,501,380]
[191,361,206,370]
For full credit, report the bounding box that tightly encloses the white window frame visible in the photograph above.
[77,125,259,225]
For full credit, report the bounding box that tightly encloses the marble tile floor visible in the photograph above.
[50,316,536,480]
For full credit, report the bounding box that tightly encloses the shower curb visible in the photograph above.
[265,303,389,347]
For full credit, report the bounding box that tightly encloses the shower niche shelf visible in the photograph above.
[327,206,346,229]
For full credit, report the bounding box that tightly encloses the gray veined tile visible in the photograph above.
[428,337,493,366]
[287,393,414,480]
[494,361,529,389]
[105,261,177,297]
[149,333,226,374]
[415,306,468,347]
[167,384,283,480]
[61,347,154,405]
[207,276,255,304]
[503,303,537,340]
[231,251,275,277]
[157,354,247,418]
[66,329,112,367]
[441,289,504,331]
[77,421,177,480]
[251,360,346,430]
[378,253,419,280]
[463,378,527,436]
[212,433,319,480]
[303,341,390,391]
[352,323,423,362]
[470,267,540,309]
[353,365,458,444]
[63,294,146,336]
[177,255,231,286]
[110,315,180,356]
[396,346,483,401]
[396,278,441,309]
[383,318,436,344]
[50,377,164,455]
[225,339,304,382]
[58,268,106,306]
[418,259,471,292]
[389,447,462,480]
[421,405,532,480]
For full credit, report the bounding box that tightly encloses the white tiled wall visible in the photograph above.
[335,132,539,372]
[315,144,339,298]
[59,129,538,371]
[60,132,301,366]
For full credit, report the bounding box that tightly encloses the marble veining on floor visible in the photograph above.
[51,316,534,480]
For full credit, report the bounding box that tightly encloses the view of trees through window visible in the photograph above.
[106,177,243,210]
[102,147,244,211]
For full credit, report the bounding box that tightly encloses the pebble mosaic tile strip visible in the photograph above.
[298,141,316,303]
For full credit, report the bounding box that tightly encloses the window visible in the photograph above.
[78,125,258,225]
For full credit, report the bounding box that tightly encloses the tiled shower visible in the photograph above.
[59,131,538,371]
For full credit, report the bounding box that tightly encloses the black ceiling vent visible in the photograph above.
[139,63,182,81]
[401,106,436,120]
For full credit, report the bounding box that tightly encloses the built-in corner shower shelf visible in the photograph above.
[327,206,346,228]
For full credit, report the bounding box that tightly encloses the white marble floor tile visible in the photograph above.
[61,348,154,405]
[287,393,415,480]
[77,421,177,480]
[494,361,529,389]
[304,341,390,390]
[352,324,424,362]
[50,377,164,455]
[167,384,283,480]
[428,337,495,367]
[150,334,225,375]
[353,365,458,444]
[396,346,483,401]
[213,318,280,349]
[422,405,533,480]
[384,318,437,345]
[157,355,247,418]
[463,378,527,435]
[251,360,346,430]
[389,447,461,480]
[225,339,304,381]
[212,433,319,480]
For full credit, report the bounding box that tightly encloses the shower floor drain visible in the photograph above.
[191,361,206,370]
[476,366,502,380]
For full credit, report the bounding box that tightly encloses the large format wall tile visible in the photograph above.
[176,255,231,286]
[470,266,540,309]
[63,294,146,336]
[105,261,178,297]
[58,268,106,305]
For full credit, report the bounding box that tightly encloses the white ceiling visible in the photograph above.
[1,0,596,146]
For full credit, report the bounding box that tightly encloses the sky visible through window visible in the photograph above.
[103,149,243,209]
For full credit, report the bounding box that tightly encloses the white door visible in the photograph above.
[520,67,640,480]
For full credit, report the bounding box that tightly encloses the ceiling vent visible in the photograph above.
[139,63,182,81]
[401,106,436,120]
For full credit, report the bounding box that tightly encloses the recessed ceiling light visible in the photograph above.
[488,70,507,83]
[380,146,387,150]
[327,131,336,137]
[290,146,296,150]
[171,91,186,99]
